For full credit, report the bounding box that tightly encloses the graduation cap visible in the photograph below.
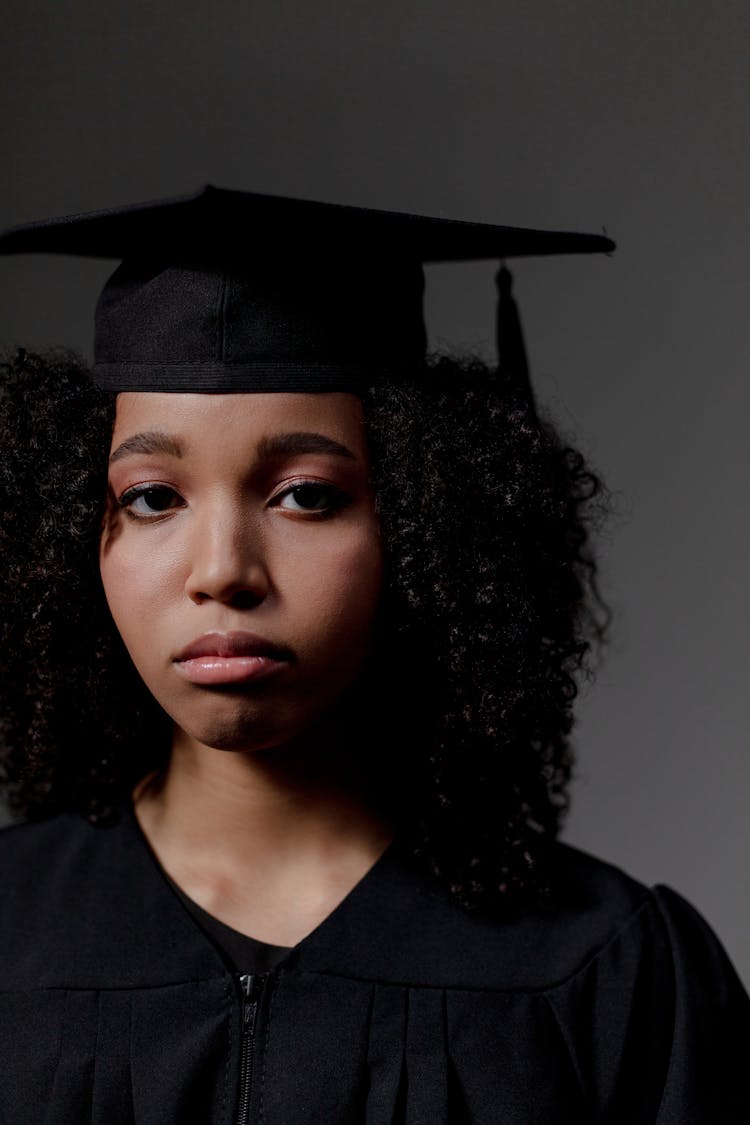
[0,185,614,409]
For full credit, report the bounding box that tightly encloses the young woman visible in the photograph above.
[0,187,747,1124]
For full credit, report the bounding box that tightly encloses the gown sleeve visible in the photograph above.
[650,884,750,1124]
[544,880,750,1123]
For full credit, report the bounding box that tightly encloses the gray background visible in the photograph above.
[1,2,748,985]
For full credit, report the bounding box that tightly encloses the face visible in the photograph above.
[99,392,383,755]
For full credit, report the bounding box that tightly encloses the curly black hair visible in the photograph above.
[0,348,610,916]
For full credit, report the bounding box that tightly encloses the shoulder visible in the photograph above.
[316,834,749,1002]
[0,805,226,989]
[291,838,703,991]
[0,808,91,846]
[292,834,750,1119]
[0,808,113,892]
[538,850,750,1121]
[0,809,98,885]
[0,810,125,973]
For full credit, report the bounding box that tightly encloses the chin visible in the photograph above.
[174,700,325,756]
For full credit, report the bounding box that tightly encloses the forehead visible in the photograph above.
[109,392,368,451]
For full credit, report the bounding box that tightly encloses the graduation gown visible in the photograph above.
[1,801,748,1125]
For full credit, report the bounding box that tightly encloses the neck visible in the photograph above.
[145,724,395,846]
[131,720,397,946]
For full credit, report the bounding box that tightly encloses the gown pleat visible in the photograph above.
[365,985,407,1125]
[90,990,135,1125]
[128,980,233,1125]
[403,987,450,1124]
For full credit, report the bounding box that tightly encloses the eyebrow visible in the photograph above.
[257,432,357,461]
[109,429,356,465]
[109,431,184,464]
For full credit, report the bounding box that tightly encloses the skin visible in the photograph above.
[100,391,394,946]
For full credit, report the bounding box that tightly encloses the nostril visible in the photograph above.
[229,589,266,610]
[188,587,266,608]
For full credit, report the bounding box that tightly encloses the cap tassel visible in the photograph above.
[495,263,537,420]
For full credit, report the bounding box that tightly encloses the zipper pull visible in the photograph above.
[239,973,265,1037]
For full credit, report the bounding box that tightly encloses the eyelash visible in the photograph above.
[117,485,181,521]
[273,481,352,518]
[116,480,352,523]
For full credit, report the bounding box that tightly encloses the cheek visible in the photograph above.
[100,517,185,613]
[99,546,164,648]
[288,530,383,643]
[100,552,127,623]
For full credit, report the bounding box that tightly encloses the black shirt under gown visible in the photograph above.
[162,870,292,974]
[0,799,748,1124]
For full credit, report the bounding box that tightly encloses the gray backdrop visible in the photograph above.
[1,1,748,985]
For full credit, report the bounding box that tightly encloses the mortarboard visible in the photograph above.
[0,185,614,403]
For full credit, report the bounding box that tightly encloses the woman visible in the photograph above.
[0,187,747,1124]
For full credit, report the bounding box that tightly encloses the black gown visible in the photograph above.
[0,800,748,1124]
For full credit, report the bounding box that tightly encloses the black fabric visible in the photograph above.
[0,186,615,394]
[91,257,427,392]
[162,871,292,974]
[1,800,748,1124]
[0,185,615,262]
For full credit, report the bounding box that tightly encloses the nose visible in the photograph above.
[183,499,271,607]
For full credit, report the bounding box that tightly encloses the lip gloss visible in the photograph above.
[174,654,287,685]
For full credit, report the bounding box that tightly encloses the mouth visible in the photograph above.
[173,631,292,686]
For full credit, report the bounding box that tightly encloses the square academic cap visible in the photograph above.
[0,185,614,395]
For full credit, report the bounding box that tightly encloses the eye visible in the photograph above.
[117,484,184,520]
[272,481,351,516]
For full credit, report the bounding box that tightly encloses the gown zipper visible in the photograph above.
[236,972,267,1125]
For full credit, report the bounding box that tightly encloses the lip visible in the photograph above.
[174,630,291,662]
[173,631,292,686]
